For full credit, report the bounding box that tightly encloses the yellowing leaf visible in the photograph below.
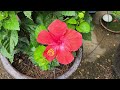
[78,12,84,19]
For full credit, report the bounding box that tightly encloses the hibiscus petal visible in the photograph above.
[43,46,56,62]
[64,29,82,51]
[48,19,67,37]
[37,30,54,45]
[56,49,74,65]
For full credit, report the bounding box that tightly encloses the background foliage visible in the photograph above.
[0,11,94,70]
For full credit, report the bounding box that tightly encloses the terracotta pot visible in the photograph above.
[0,47,83,79]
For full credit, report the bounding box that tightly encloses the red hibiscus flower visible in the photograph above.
[37,19,82,65]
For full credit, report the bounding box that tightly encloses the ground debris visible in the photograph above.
[96,55,100,58]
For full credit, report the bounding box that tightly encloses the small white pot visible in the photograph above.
[102,14,113,22]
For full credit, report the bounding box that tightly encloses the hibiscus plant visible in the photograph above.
[0,11,93,70]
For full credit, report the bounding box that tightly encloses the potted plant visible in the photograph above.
[0,11,93,79]
[100,11,120,33]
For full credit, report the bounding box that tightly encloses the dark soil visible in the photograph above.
[12,53,73,79]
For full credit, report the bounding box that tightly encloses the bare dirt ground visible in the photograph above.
[0,11,120,79]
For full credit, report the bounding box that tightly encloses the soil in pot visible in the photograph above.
[101,15,120,32]
[12,52,74,79]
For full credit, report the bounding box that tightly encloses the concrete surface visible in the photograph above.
[69,11,120,79]
[0,61,13,79]
[0,11,120,79]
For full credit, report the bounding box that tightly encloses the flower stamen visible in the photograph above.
[47,48,55,56]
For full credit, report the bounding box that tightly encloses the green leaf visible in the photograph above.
[90,22,94,31]
[30,31,38,47]
[3,38,9,50]
[18,37,29,45]
[0,46,13,63]
[31,47,36,52]
[35,12,44,25]
[84,12,92,24]
[0,12,5,21]
[67,23,76,29]
[3,11,9,19]
[72,52,77,57]
[84,12,94,31]
[3,11,20,30]
[34,45,50,70]
[112,11,120,18]
[15,37,30,55]
[0,21,2,30]
[16,11,22,14]
[34,45,46,58]
[21,17,35,25]
[0,29,8,40]
[78,12,84,19]
[44,13,57,27]
[0,11,8,21]
[35,25,46,38]
[61,11,76,16]
[76,21,91,33]
[23,11,32,20]
[10,31,18,54]
[53,11,64,21]
[50,60,59,67]
[49,59,59,69]
[28,52,37,65]
[80,19,85,23]
[82,32,92,41]
[66,18,77,24]
[11,31,18,46]
[82,11,86,13]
